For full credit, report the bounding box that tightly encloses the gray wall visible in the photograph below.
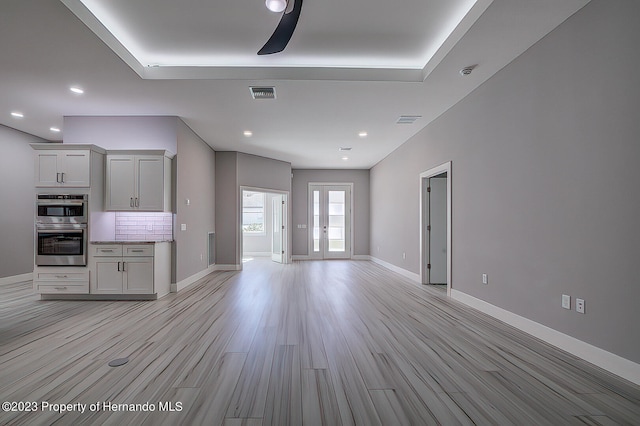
[64,116,178,153]
[214,152,239,266]
[370,0,640,363]
[175,119,216,282]
[216,152,292,266]
[292,169,370,257]
[0,125,46,279]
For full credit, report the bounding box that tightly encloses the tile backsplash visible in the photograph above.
[115,212,173,241]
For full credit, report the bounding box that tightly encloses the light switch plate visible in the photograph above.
[562,294,571,310]
[181,224,187,231]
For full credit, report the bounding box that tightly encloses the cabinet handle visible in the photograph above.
[56,172,61,183]
[117,261,121,271]
[130,198,134,208]
[101,249,114,252]
[54,287,67,291]
[122,262,126,272]
[130,249,144,253]
[61,172,65,183]
[135,197,139,207]
[55,275,68,279]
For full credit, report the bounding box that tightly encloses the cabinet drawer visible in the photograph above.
[36,282,89,294]
[37,271,89,282]
[93,245,123,256]
[124,245,154,256]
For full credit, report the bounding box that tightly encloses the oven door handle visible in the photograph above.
[36,225,87,233]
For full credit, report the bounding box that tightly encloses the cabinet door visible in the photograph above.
[61,151,90,187]
[123,257,154,293]
[93,259,123,293]
[35,152,61,187]
[106,156,136,210]
[136,156,165,211]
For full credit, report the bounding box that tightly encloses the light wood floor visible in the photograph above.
[1,259,639,425]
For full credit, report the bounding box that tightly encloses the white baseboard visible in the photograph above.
[292,255,310,261]
[243,252,270,257]
[370,256,420,283]
[451,289,640,386]
[351,255,371,261]
[0,272,33,286]
[171,265,216,293]
[214,264,242,271]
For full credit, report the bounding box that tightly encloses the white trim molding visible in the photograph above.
[451,289,640,386]
[351,255,371,261]
[215,264,242,271]
[171,265,216,293]
[370,256,420,283]
[291,255,310,261]
[0,272,33,286]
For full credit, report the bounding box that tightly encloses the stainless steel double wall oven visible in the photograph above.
[35,194,88,266]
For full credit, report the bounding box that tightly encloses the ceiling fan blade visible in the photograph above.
[258,0,303,55]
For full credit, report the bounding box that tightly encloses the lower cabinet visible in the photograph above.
[90,244,157,295]
[33,268,90,294]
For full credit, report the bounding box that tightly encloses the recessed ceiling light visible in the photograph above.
[265,0,287,13]
[70,86,84,94]
[358,131,368,137]
[341,156,349,161]
[243,130,253,137]
[11,112,24,118]
[50,127,61,133]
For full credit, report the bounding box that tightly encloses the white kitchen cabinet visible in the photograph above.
[89,243,170,298]
[90,244,154,294]
[33,267,90,294]
[32,144,105,188]
[105,151,173,211]
[35,150,90,187]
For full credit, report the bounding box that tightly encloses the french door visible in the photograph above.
[309,184,351,259]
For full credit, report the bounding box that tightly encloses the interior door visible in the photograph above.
[429,177,447,284]
[310,185,351,259]
[271,194,284,263]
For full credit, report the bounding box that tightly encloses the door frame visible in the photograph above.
[239,186,290,265]
[419,162,452,296]
[308,182,354,260]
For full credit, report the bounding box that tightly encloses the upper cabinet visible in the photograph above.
[105,151,173,211]
[32,145,105,187]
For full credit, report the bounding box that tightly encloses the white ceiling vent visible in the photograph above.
[250,87,276,99]
[396,115,422,124]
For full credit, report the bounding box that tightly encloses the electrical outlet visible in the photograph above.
[482,273,488,285]
[181,224,187,231]
[576,298,585,314]
[562,294,571,310]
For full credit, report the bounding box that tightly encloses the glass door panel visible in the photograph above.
[309,185,351,259]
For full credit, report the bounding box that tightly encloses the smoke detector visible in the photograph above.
[460,65,477,76]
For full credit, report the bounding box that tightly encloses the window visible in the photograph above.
[242,191,265,234]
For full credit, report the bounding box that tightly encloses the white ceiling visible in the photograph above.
[0,0,590,168]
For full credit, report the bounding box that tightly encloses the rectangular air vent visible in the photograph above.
[339,147,352,151]
[250,87,276,100]
[396,115,422,124]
